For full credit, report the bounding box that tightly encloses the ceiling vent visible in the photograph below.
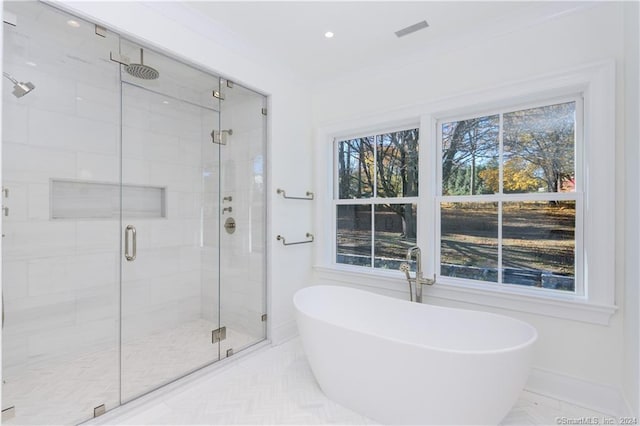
[394,20,429,38]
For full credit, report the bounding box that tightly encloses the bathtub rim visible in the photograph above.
[294,284,538,356]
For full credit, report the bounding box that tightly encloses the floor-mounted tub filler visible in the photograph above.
[294,285,538,425]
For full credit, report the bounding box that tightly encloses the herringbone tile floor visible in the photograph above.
[88,337,613,426]
[3,320,257,426]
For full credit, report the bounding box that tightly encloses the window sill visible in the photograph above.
[313,265,617,326]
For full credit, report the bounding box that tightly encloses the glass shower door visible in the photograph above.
[218,80,267,357]
[2,2,122,424]
[120,79,222,401]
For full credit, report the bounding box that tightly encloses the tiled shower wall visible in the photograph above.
[2,2,266,384]
[1,10,122,380]
[1,5,214,380]
[119,84,212,343]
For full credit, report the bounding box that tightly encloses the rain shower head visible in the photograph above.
[3,72,35,98]
[125,48,159,80]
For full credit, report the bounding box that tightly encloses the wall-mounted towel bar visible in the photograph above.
[277,188,314,200]
[277,233,314,246]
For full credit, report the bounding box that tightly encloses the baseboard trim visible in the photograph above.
[270,320,298,345]
[526,367,629,416]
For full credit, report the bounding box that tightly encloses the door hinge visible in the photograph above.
[226,80,234,88]
[261,108,268,116]
[211,130,225,145]
[261,314,267,322]
[211,129,233,145]
[93,404,106,418]
[212,326,226,343]
[213,90,225,100]
[109,51,130,66]
[95,25,107,38]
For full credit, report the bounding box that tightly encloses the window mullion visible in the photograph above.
[498,113,504,285]
[371,135,378,268]
[498,200,503,286]
[370,203,375,268]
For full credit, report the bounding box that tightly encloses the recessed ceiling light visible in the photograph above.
[66,20,80,28]
[25,61,37,67]
[76,96,83,101]
[162,100,170,104]
[324,31,334,39]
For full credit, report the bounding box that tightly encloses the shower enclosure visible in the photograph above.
[1,2,267,424]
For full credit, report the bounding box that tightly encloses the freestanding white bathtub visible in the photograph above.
[294,285,537,425]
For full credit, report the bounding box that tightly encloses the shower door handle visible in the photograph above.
[125,225,137,261]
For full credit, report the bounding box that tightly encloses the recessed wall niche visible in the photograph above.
[51,179,166,219]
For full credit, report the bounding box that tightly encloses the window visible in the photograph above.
[334,128,419,270]
[437,99,582,294]
[318,62,616,324]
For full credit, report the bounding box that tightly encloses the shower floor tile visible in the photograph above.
[2,319,257,426]
[87,337,616,426]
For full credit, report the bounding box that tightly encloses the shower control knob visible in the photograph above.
[224,217,236,234]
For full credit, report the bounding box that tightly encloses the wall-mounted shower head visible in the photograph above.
[3,72,35,98]
[125,48,159,80]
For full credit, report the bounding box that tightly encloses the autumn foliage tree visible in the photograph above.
[337,130,418,239]
[442,102,575,195]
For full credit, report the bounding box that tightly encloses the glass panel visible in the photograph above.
[218,79,267,359]
[336,205,372,266]
[374,204,417,270]
[502,201,575,291]
[441,115,499,195]
[376,129,419,197]
[503,102,576,193]
[440,202,498,282]
[2,2,121,424]
[120,74,220,400]
[337,137,374,199]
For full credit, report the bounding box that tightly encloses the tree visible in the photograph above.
[503,102,575,193]
[442,102,575,195]
[375,130,418,238]
[337,130,419,240]
[479,158,541,193]
[442,116,499,195]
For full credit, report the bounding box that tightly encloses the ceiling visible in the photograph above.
[185,1,576,82]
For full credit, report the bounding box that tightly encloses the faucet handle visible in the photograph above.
[399,262,413,282]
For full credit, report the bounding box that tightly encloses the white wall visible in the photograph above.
[55,1,314,344]
[312,2,630,412]
[623,0,640,416]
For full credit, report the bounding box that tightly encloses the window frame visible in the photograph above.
[434,95,584,297]
[314,61,617,325]
[332,125,420,270]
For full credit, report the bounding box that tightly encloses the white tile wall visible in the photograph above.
[76,152,120,181]
[29,108,119,155]
[26,183,49,220]
[2,4,267,423]
[2,5,121,387]
[2,102,28,145]
[3,142,77,182]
